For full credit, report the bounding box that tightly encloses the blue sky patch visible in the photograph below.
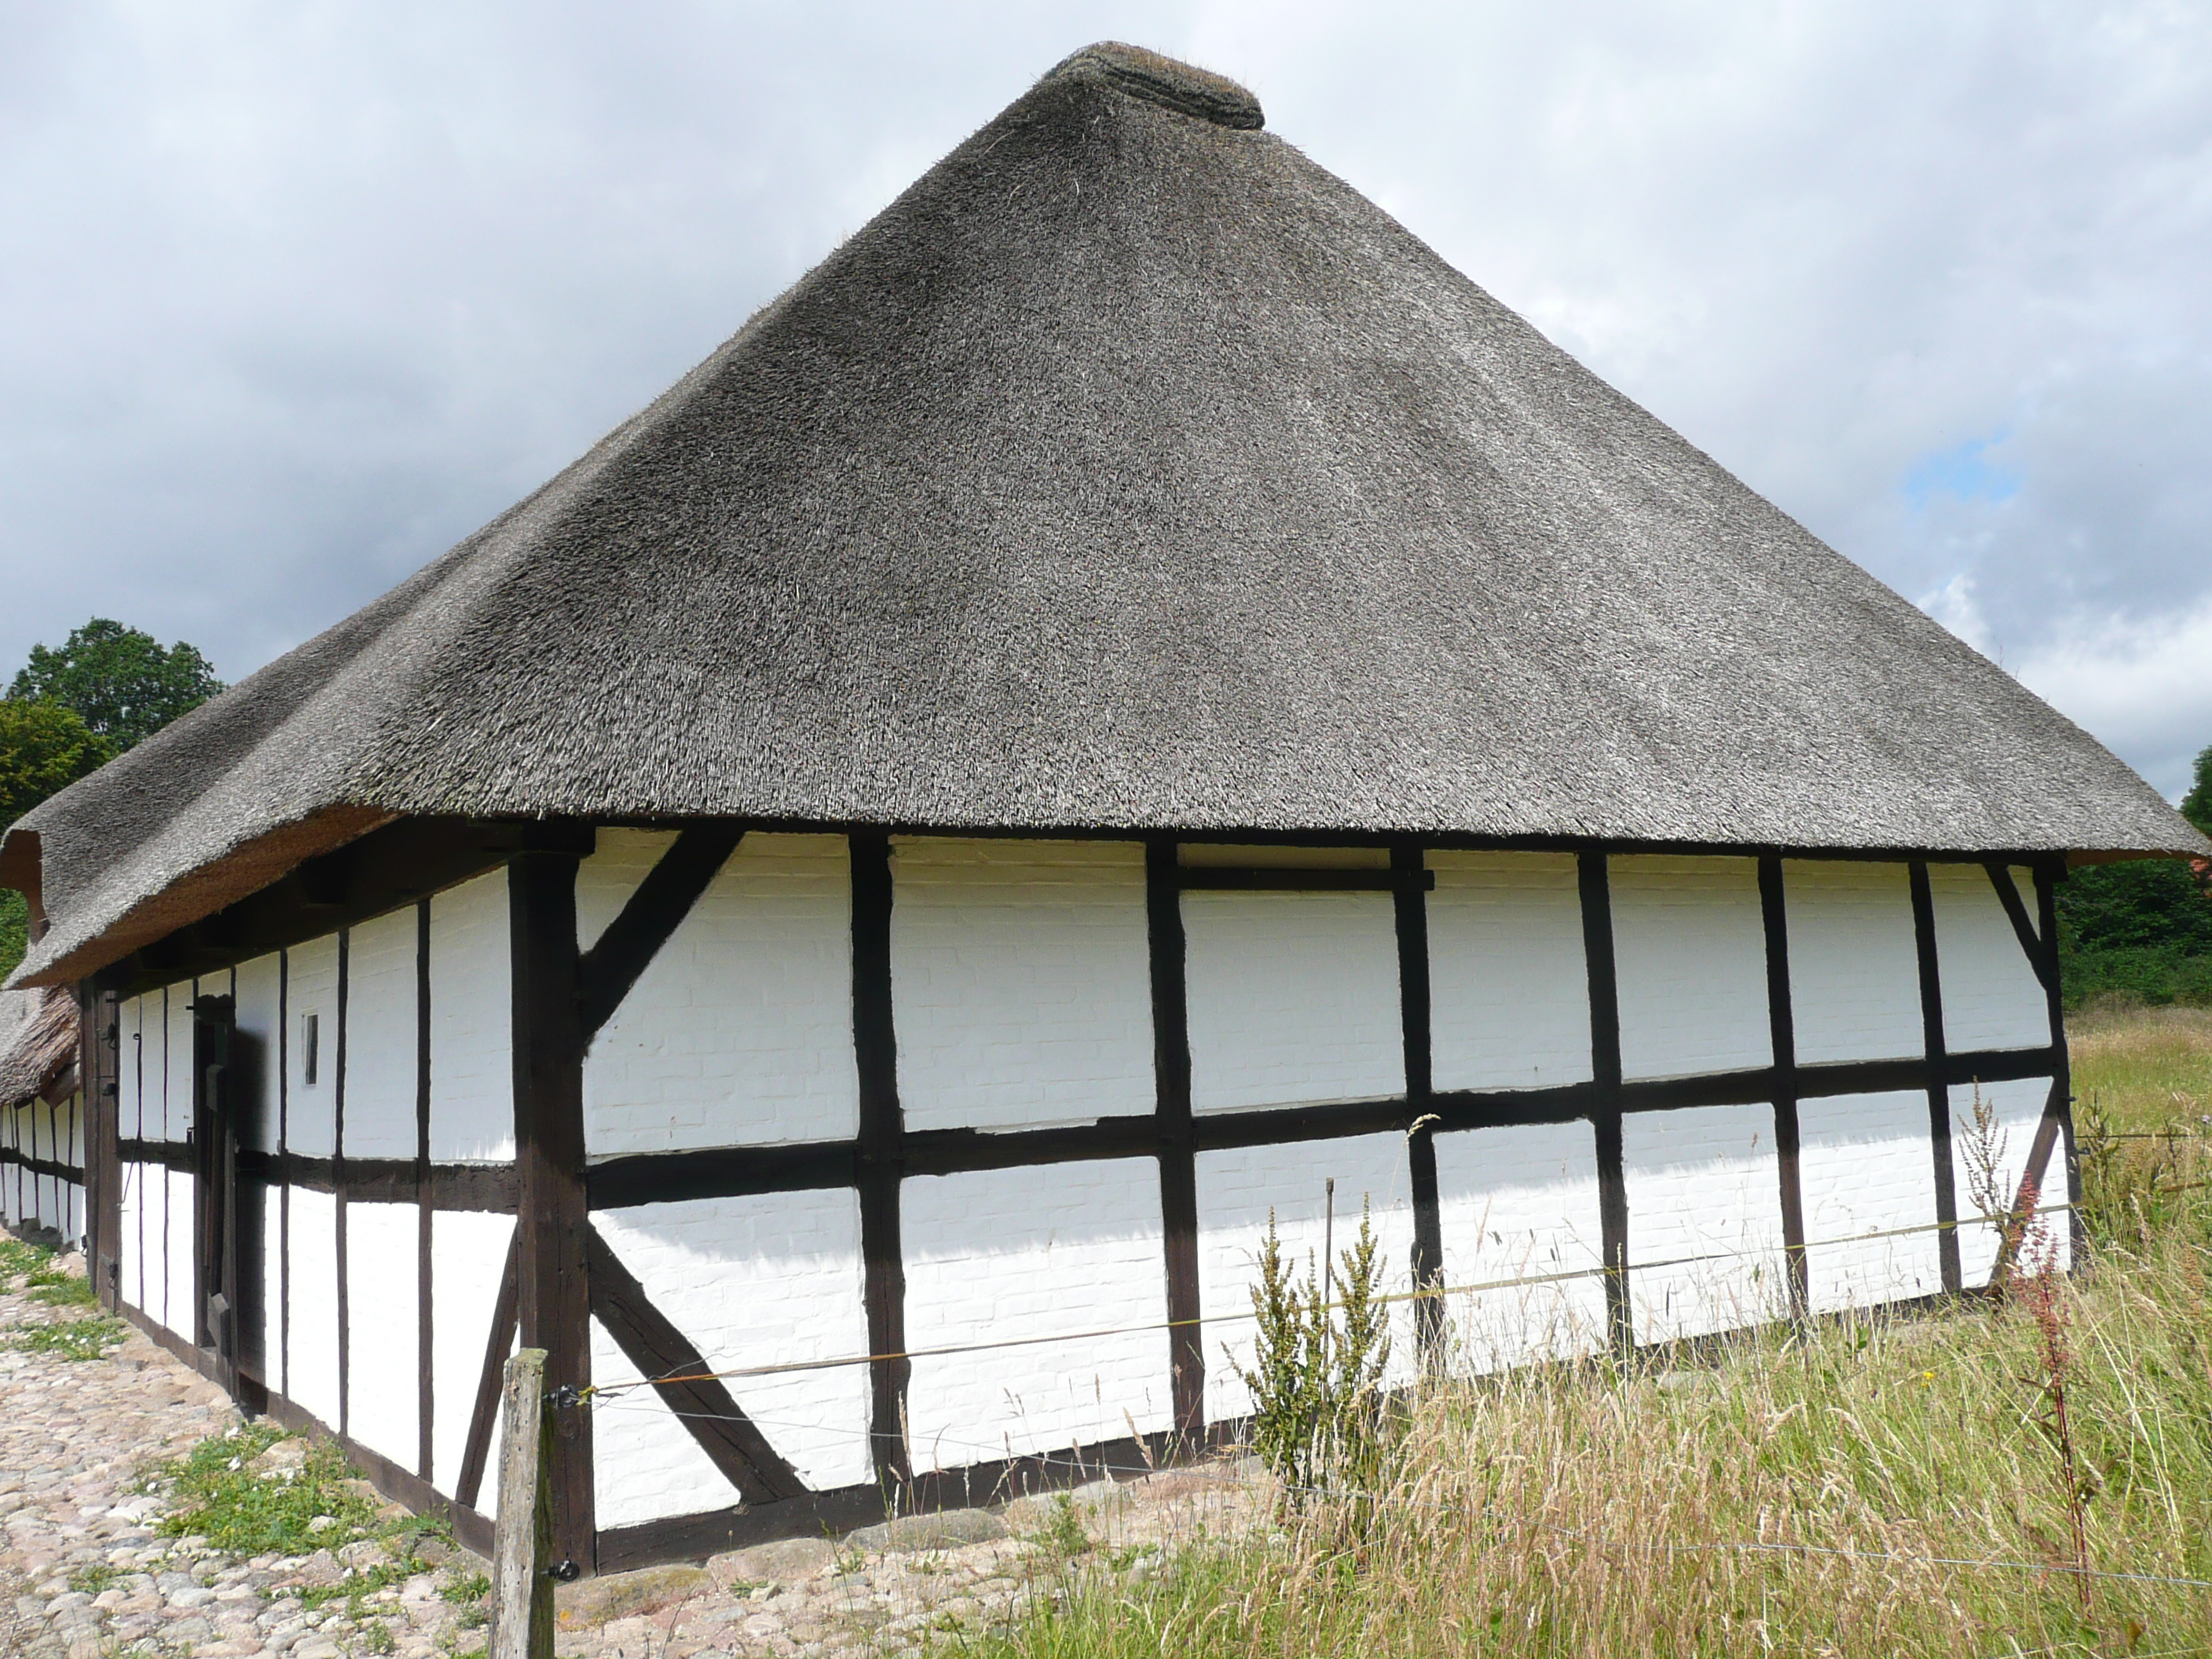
[1903,432,2021,509]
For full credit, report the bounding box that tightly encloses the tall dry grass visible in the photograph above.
[970,1009,2212,1658]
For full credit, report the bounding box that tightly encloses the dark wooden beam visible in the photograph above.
[583,1224,806,1504]
[1989,865,2079,1285]
[455,1226,521,1512]
[1909,861,1964,1295]
[415,899,434,1482]
[576,827,745,1043]
[1578,851,1632,1359]
[1393,841,1444,1364]
[848,831,910,1491]
[510,833,596,1572]
[335,932,350,1439]
[1148,837,1203,1444]
[1759,855,1808,1320]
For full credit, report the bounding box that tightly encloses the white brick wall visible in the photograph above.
[430,1211,515,1499]
[1624,1103,1786,1343]
[163,1167,196,1340]
[1426,852,1592,1093]
[287,936,341,1159]
[343,909,419,1160]
[287,1188,342,1429]
[1185,892,1404,1114]
[345,1201,419,1471]
[234,954,283,1154]
[1950,1076,2066,1283]
[591,1189,873,1525]
[584,834,857,1158]
[1196,1133,1419,1422]
[430,872,514,1163]
[1797,1090,1942,1311]
[118,1161,145,1313]
[1433,1120,1609,1371]
[903,1159,1171,1471]
[1783,862,1924,1065]
[891,839,1153,1133]
[1612,858,1771,1081]
[122,993,148,1141]
[577,829,681,951]
[1929,865,2049,1054]
[266,1186,289,1400]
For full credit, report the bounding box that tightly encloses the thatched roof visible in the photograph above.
[5,42,2203,988]
[0,987,77,1108]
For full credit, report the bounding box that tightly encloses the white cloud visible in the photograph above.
[2014,599,2212,801]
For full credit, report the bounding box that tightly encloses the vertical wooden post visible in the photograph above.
[848,830,911,1492]
[1147,838,1204,1445]
[2036,864,2084,1268]
[1578,851,1632,1360]
[1908,861,1964,1294]
[492,1346,555,1659]
[1392,841,1445,1368]
[1758,855,1809,1321]
[510,831,595,1571]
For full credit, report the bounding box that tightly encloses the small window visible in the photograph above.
[302,1013,320,1087]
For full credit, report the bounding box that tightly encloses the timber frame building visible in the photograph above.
[4,45,2205,1576]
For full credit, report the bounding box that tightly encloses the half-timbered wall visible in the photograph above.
[87,826,2071,1573]
[1,1091,82,1243]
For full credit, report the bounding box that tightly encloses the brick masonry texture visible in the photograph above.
[1929,864,2052,1055]
[1783,861,1925,1065]
[891,838,1154,1133]
[1797,1089,1943,1311]
[1611,856,1772,1082]
[1433,1119,1609,1370]
[1623,1102,1787,1344]
[429,871,513,1163]
[584,833,858,1159]
[1427,851,1593,1093]
[593,1188,875,1523]
[903,1157,1173,1470]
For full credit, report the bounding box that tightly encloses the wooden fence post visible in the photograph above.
[492,1347,555,1659]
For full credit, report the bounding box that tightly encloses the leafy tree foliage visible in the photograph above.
[1,698,116,826]
[2056,742,2212,1007]
[8,617,223,750]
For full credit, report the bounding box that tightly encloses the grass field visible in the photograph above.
[970,1005,2212,1659]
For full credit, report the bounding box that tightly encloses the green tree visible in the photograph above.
[2181,743,2212,837]
[2,698,119,978]
[8,618,222,750]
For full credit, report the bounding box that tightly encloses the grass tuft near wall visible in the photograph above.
[970,1006,2212,1659]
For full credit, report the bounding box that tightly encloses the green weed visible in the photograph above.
[441,1571,490,1605]
[67,1562,119,1596]
[8,1316,123,1360]
[154,1425,383,1555]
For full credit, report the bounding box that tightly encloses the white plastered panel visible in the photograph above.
[585,834,856,1158]
[903,1159,1170,1471]
[1433,1120,1608,1370]
[1782,862,1923,1065]
[288,1187,342,1426]
[119,1161,146,1313]
[1611,857,1771,1081]
[430,1211,514,1497]
[287,935,341,1159]
[891,839,1153,1133]
[591,1189,873,1525]
[576,829,680,952]
[234,955,282,1154]
[1950,1076,2066,1284]
[1196,1134,1419,1423]
[164,980,195,1141]
[1623,1103,1786,1343]
[1426,852,1592,1093]
[431,872,514,1163]
[345,1202,419,1471]
[163,1167,196,1339]
[1929,865,2049,1055]
[268,1187,290,1399]
[344,910,419,1160]
[1185,892,1404,1114]
[1798,1090,1942,1311]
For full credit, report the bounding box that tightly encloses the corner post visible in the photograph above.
[1758,855,1808,1320]
[1393,840,1445,1368]
[848,830,911,1494]
[1578,851,1632,1361]
[1908,861,1964,1294]
[1146,838,1203,1445]
[509,826,595,1573]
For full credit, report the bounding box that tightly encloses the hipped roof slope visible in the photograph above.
[6,43,2203,987]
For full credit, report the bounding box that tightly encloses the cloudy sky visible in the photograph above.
[3,2,2207,797]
